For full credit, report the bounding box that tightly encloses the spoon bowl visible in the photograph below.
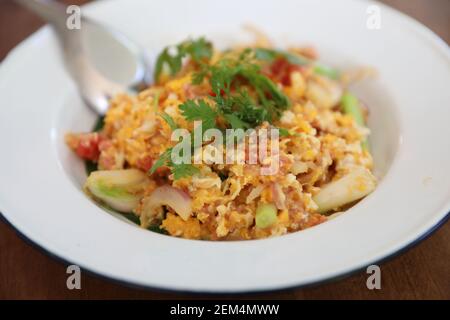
[15,0,151,115]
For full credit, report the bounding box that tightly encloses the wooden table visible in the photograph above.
[0,0,449,299]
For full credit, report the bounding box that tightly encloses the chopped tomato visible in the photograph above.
[136,155,154,172]
[66,132,103,162]
[98,139,113,152]
[270,57,289,76]
[269,57,305,86]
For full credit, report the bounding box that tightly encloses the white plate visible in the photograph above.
[0,0,449,293]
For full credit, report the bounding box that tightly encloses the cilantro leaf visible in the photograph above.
[209,62,234,97]
[154,99,217,180]
[223,113,250,129]
[149,147,199,180]
[184,37,213,62]
[171,163,200,180]
[230,90,269,126]
[154,48,181,81]
[191,65,209,85]
[278,128,290,137]
[192,53,289,127]
[240,68,289,111]
[149,148,172,175]
[154,37,213,82]
[179,100,217,131]
[254,48,278,61]
[277,127,301,137]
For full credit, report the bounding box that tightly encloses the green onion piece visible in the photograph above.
[314,64,340,80]
[85,169,149,213]
[341,92,369,150]
[255,203,278,228]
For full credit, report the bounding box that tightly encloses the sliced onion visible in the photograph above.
[85,169,150,213]
[313,166,376,213]
[291,161,309,175]
[271,183,286,210]
[140,186,192,227]
[246,185,264,204]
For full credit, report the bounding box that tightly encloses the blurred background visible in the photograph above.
[0,0,448,299]
[1,0,449,60]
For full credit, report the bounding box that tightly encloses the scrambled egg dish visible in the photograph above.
[66,34,376,240]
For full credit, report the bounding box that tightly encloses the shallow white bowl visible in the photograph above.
[0,0,449,293]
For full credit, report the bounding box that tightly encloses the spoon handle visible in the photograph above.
[15,0,124,114]
[14,0,68,30]
[14,0,89,64]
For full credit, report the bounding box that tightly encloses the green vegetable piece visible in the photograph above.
[255,203,278,229]
[179,99,217,131]
[278,128,290,137]
[154,37,213,82]
[191,50,289,126]
[149,148,172,175]
[223,113,250,129]
[341,93,364,125]
[341,92,369,150]
[254,48,309,66]
[149,147,199,180]
[85,169,150,213]
[160,112,178,130]
[314,64,340,80]
[171,163,200,180]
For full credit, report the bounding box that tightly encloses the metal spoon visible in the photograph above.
[15,0,151,115]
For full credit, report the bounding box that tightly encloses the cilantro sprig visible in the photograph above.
[192,49,290,128]
[150,100,216,179]
[149,147,200,180]
[171,163,200,180]
[179,100,217,132]
[149,148,172,175]
[154,37,213,82]
[151,38,297,180]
